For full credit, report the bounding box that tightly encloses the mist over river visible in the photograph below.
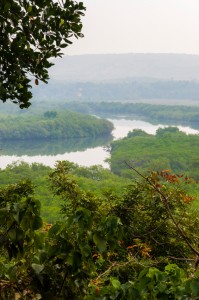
[0,118,198,169]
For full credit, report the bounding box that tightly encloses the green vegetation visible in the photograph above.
[2,1,199,297]
[0,0,85,107]
[0,162,129,223]
[2,99,199,129]
[60,102,199,126]
[1,161,199,298]
[0,162,56,223]
[1,108,199,298]
[19,101,199,129]
[0,110,113,140]
[109,127,199,180]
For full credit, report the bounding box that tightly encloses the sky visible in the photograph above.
[65,0,199,56]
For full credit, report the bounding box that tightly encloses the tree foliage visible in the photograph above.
[0,110,113,140]
[109,127,199,180]
[1,161,199,298]
[0,0,85,108]
[54,102,199,127]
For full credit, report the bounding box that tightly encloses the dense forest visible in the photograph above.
[2,108,199,298]
[109,127,199,180]
[1,160,199,298]
[10,102,198,129]
[1,106,199,298]
[2,101,199,128]
[59,102,199,126]
[0,110,113,140]
[0,162,129,223]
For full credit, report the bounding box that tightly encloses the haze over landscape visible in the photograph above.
[31,53,199,105]
[31,0,199,104]
[49,53,199,82]
[3,1,199,297]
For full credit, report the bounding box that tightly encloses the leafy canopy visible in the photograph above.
[0,0,85,108]
[1,162,199,298]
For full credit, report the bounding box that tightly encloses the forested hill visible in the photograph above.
[32,79,199,103]
[32,53,199,103]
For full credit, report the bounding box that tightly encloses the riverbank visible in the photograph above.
[1,117,198,169]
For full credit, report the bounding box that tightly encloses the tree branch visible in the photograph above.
[125,161,199,257]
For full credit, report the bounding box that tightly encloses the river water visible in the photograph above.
[0,118,198,169]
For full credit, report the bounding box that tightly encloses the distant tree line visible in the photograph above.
[57,102,199,126]
[33,79,199,102]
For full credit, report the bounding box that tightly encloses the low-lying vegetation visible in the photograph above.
[0,110,113,140]
[109,127,199,181]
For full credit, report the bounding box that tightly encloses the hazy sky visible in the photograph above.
[65,0,199,55]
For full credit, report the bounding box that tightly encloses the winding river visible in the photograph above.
[0,118,198,169]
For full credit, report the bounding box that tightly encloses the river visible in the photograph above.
[0,118,198,169]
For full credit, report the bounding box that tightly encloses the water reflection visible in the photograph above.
[110,118,199,139]
[0,147,110,169]
[0,134,113,156]
[0,117,199,169]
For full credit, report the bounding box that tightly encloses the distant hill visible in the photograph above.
[31,53,199,105]
[32,79,199,104]
[49,53,199,82]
